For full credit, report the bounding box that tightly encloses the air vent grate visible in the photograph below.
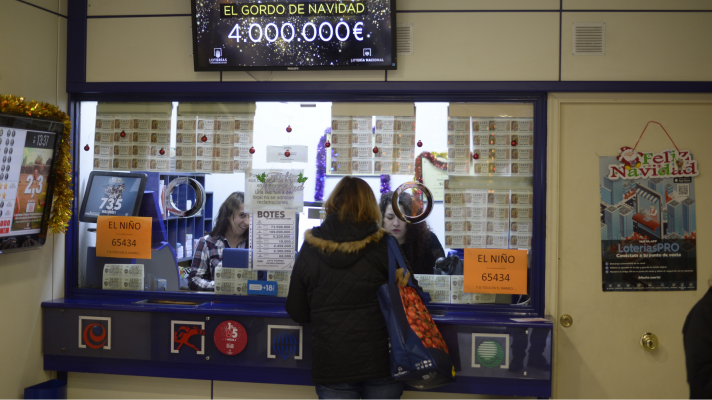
[573,23,605,56]
[396,24,413,55]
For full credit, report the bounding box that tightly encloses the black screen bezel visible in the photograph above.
[78,171,148,224]
[0,114,63,253]
[190,0,397,71]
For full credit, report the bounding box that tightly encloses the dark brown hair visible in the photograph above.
[209,191,248,240]
[379,191,431,270]
[324,176,381,224]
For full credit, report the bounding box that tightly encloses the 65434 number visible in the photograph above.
[481,273,510,282]
[111,239,136,247]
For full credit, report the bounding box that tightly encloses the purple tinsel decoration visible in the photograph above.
[380,174,391,195]
[314,129,328,201]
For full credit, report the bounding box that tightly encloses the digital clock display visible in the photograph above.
[192,0,396,71]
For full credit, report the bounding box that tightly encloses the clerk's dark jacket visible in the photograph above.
[683,286,712,398]
[285,214,391,385]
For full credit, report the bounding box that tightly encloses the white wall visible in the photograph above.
[0,1,67,398]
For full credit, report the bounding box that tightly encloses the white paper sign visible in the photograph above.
[266,145,308,163]
[250,209,296,270]
[245,169,306,212]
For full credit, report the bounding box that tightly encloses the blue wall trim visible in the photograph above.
[66,0,87,84]
[67,81,712,99]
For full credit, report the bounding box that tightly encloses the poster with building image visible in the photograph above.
[599,148,698,291]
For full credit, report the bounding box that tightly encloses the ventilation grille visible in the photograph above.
[396,24,413,55]
[573,23,605,55]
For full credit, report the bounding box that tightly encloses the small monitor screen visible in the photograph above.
[191,0,396,71]
[79,172,147,223]
[0,128,57,238]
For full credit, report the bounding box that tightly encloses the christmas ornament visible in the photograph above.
[201,134,208,142]
[120,130,126,138]
[511,140,517,146]
[417,140,423,147]
[286,125,292,133]
[380,174,391,195]
[414,152,447,184]
[617,146,642,170]
[284,149,291,157]
[84,144,90,151]
[373,146,379,154]
[159,148,165,155]
[249,146,255,154]
[325,140,331,148]
[473,153,479,160]
[0,94,73,235]
[315,130,328,201]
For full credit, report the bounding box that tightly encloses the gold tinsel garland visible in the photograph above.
[0,94,73,235]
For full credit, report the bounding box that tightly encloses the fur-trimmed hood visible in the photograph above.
[303,214,387,268]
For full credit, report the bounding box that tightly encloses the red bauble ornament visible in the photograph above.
[249,146,255,154]
[159,148,166,155]
[284,150,291,157]
[120,130,126,138]
[286,125,292,133]
[511,140,517,146]
[325,140,331,148]
[373,146,379,154]
[417,140,423,147]
[84,144,90,151]
[201,134,208,142]
[473,153,479,160]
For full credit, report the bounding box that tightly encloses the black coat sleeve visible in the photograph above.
[429,231,446,262]
[285,248,311,323]
[684,288,712,399]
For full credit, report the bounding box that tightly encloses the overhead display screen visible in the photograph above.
[192,0,396,71]
[0,128,57,238]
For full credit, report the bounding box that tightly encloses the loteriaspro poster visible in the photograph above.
[600,148,698,291]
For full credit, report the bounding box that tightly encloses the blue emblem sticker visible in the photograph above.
[267,325,303,360]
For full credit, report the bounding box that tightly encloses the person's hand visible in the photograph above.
[396,268,410,286]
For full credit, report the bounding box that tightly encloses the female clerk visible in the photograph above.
[188,191,249,291]
[380,191,446,275]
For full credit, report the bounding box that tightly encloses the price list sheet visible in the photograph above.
[250,210,296,270]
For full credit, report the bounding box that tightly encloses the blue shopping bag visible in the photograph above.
[377,236,456,390]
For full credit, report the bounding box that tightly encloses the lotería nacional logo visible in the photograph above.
[209,48,227,65]
[472,333,509,369]
[267,325,302,360]
[78,316,111,349]
[171,321,205,354]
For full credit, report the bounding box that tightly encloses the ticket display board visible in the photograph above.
[191,0,396,71]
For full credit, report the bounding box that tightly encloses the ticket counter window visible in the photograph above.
[74,101,539,309]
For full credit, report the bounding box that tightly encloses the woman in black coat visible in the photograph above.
[286,177,407,399]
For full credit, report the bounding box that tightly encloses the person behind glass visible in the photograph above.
[188,192,249,291]
[380,191,446,275]
[286,177,409,399]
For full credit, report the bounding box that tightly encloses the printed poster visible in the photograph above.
[245,169,306,212]
[600,148,698,291]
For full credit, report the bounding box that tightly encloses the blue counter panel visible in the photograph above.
[42,299,552,397]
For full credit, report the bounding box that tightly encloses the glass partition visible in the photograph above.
[74,100,539,310]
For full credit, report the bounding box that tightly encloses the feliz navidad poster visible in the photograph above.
[599,144,697,292]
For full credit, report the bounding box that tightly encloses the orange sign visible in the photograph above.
[464,248,527,295]
[96,216,152,259]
